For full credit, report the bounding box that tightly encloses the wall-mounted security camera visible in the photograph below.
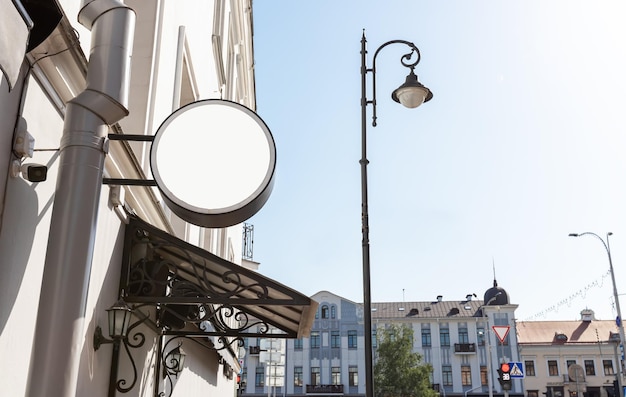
[22,164,47,182]
[11,161,47,182]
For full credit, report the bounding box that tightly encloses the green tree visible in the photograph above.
[373,324,437,397]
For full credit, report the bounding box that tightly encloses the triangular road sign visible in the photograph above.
[492,325,510,343]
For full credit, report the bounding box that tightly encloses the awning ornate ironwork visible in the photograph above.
[119,215,317,342]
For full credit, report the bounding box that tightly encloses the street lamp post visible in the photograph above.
[569,232,626,397]
[360,31,432,397]
[481,293,501,397]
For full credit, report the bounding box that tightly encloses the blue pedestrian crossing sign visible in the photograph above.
[509,362,524,378]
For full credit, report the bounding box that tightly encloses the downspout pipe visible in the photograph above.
[27,1,135,396]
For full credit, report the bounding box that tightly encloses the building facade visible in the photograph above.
[517,310,622,397]
[0,1,316,396]
[241,279,523,397]
[240,283,624,397]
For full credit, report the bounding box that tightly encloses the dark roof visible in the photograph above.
[371,299,485,319]
[484,279,509,305]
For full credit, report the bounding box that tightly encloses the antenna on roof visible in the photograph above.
[492,257,498,287]
[402,288,405,303]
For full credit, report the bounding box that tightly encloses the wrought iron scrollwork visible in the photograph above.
[157,335,242,397]
[363,34,425,126]
[93,304,151,395]
[124,224,276,336]
[159,337,186,397]
[107,216,306,396]
[207,334,245,352]
[209,304,270,335]
[127,226,270,301]
[115,311,149,393]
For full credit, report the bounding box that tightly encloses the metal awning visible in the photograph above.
[119,215,317,341]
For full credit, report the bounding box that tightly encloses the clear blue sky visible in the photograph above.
[248,1,626,321]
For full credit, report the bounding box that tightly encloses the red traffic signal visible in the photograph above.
[498,362,512,390]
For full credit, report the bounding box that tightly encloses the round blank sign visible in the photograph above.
[150,99,276,228]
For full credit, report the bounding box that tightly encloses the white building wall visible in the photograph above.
[0,67,65,395]
[0,0,256,396]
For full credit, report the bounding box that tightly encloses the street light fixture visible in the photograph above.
[569,232,625,397]
[360,31,432,397]
[481,292,502,397]
[391,69,433,108]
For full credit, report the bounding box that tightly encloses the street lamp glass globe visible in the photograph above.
[393,86,430,108]
[391,70,433,109]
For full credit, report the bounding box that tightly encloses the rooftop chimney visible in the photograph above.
[580,309,595,322]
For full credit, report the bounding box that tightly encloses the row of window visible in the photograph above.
[296,326,505,350]
[421,327,499,347]
[440,365,488,386]
[438,359,615,387]
[296,330,361,349]
[245,365,482,388]
[246,366,360,387]
[246,359,616,389]
[295,366,358,387]
[524,359,615,377]
[438,358,615,387]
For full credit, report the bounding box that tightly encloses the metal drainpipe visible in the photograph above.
[26,1,135,396]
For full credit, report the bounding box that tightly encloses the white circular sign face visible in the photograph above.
[150,100,276,228]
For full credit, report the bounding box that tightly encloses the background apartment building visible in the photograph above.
[518,310,622,397]
[241,278,523,397]
[240,279,624,397]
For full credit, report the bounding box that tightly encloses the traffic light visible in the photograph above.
[497,362,512,391]
[237,374,246,395]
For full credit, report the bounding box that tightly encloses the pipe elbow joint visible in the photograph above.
[77,0,135,124]
[79,0,133,30]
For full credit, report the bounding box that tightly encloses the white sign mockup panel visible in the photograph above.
[151,99,276,228]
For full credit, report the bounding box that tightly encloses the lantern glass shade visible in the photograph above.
[106,299,132,338]
[171,346,186,373]
[391,70,432,109]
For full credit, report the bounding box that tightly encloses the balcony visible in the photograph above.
[454,343,476,353]
[306,384,344,394]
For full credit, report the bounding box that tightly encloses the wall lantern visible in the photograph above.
[93,299,196,397]
[94,299,133,349]
[93,299,149,395]
[164,343,186,378]
[160,338,190,397]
